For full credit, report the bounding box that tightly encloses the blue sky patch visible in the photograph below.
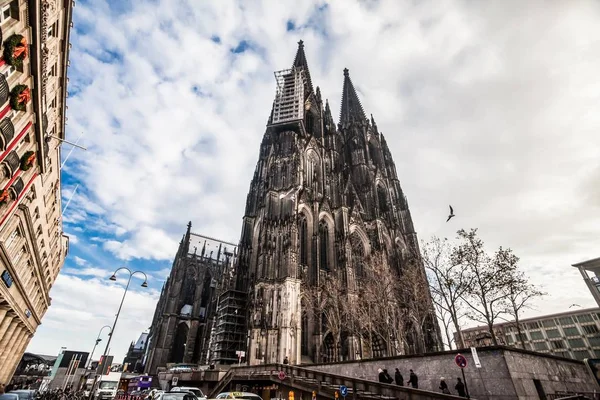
[211,35,221,44]
[231,40,251,54]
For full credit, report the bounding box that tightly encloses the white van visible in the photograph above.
[95,372,122,400]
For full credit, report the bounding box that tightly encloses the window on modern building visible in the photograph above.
[0,4,11,23]
[534,342,548,351]
[582,324,600,335]
[588,336,600,347]
[5,226,21,249]
[574,350,591,361]
[559,317,574,325]
[542,319,556,328]
[34,206,40,220]
[530,331,544,340]
[563,327,580,337]
[506,335,513,344]
[568,338,586,348]
[550,340,566,349]
[545,329,560,338]
[578,314,594,323]
[553,350,571,358]
[527,322,541,330]
[519,332,528,342]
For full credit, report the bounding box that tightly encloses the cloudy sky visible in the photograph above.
[26,0,600,361]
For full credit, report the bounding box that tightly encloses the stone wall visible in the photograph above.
[303,346,598,400]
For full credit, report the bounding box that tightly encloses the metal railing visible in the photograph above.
[221,363,464,400]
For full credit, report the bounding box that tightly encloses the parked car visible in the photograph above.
[170,387,206,399]
[156,392,198,400]
[213,392,262,400]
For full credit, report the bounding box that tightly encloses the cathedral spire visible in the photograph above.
[339,68,366,124]
[292,40,313,94]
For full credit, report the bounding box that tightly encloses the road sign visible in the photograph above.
[470,347,482,368]
[455,353,468,368]
[278,371,287,380]
[339,386,348,397]
[172,377,179,386]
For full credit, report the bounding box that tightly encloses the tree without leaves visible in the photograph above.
[422,236,471,349]
[301,271,348,362]
[504,269,546,349]
[453,229,516,345]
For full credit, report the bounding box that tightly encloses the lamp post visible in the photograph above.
[87,325,112,369]
[88,267,148,400]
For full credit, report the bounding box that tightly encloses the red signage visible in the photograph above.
[455,353,468,368]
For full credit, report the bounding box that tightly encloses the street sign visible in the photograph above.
[278,371,287,380]
[339,386,348,398]
[455,353,468,368]
[470,347,482,368]
[172,377,179,386]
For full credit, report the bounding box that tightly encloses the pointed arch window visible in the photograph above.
[377,184,389,213]
[299,214,308,265]
[319,220,329,271]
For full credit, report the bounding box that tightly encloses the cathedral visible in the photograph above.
[144,225,238,374]
[144,41,440,372]
[234,41,440,365]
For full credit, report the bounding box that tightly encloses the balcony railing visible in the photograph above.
[0,117,14,150]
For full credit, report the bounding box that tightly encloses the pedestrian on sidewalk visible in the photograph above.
[408,370,419,389]
[455,378,466,398]
[283,356,289,365]
[439,377,450,394]
[382,369,393,384]
[394,368,404,386]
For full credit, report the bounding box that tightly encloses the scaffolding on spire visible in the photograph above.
[270,66,307,125]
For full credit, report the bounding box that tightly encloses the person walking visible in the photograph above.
[455,378,466,398]
[378,368,386,383]
[439,377,450,394]
[394,368,404,386]
[383,369,393,384]
[283,356,289,365]
[408,369,419,389]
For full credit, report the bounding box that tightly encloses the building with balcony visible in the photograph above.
[457,307,600,361]
[0,0,72,384]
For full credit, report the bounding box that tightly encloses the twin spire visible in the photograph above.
[290,40,367,125]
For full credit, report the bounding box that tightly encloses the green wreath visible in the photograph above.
[10,84,29,111]
[20,151,35,171]
[3,34,27,68]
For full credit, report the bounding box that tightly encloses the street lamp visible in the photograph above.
[86,325,112,369]
[88,267,148,400]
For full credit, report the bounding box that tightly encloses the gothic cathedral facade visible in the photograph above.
[234,41,441,365]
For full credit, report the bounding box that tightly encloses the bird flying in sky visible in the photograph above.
[446,205,455,222]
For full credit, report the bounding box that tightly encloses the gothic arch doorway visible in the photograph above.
[322,332,340,363]
[171,322,189,363]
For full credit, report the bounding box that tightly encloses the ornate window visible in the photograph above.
[377,184,389,213]
[319,221,329,271]
[299,214,308,265]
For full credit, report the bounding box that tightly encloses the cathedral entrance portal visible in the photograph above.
[171,322,189,363]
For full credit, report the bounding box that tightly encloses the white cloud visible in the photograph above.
[27,0,600,358]
[27,274,159,361]
[72,256,87,266]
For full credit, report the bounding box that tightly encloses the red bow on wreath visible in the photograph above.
[17,88,30,105]
[13,37,28,59]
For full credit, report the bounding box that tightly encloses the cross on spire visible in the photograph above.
[292,39,313,94]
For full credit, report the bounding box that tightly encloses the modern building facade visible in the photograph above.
[144,223,238,374]
[0,0,72,384]
[457,307,600,361]
[233,41,439,365]
[572,257,600,307]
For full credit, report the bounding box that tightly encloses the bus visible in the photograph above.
[128,376,153,393]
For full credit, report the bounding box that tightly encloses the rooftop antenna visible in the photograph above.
[61,132,86,169]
